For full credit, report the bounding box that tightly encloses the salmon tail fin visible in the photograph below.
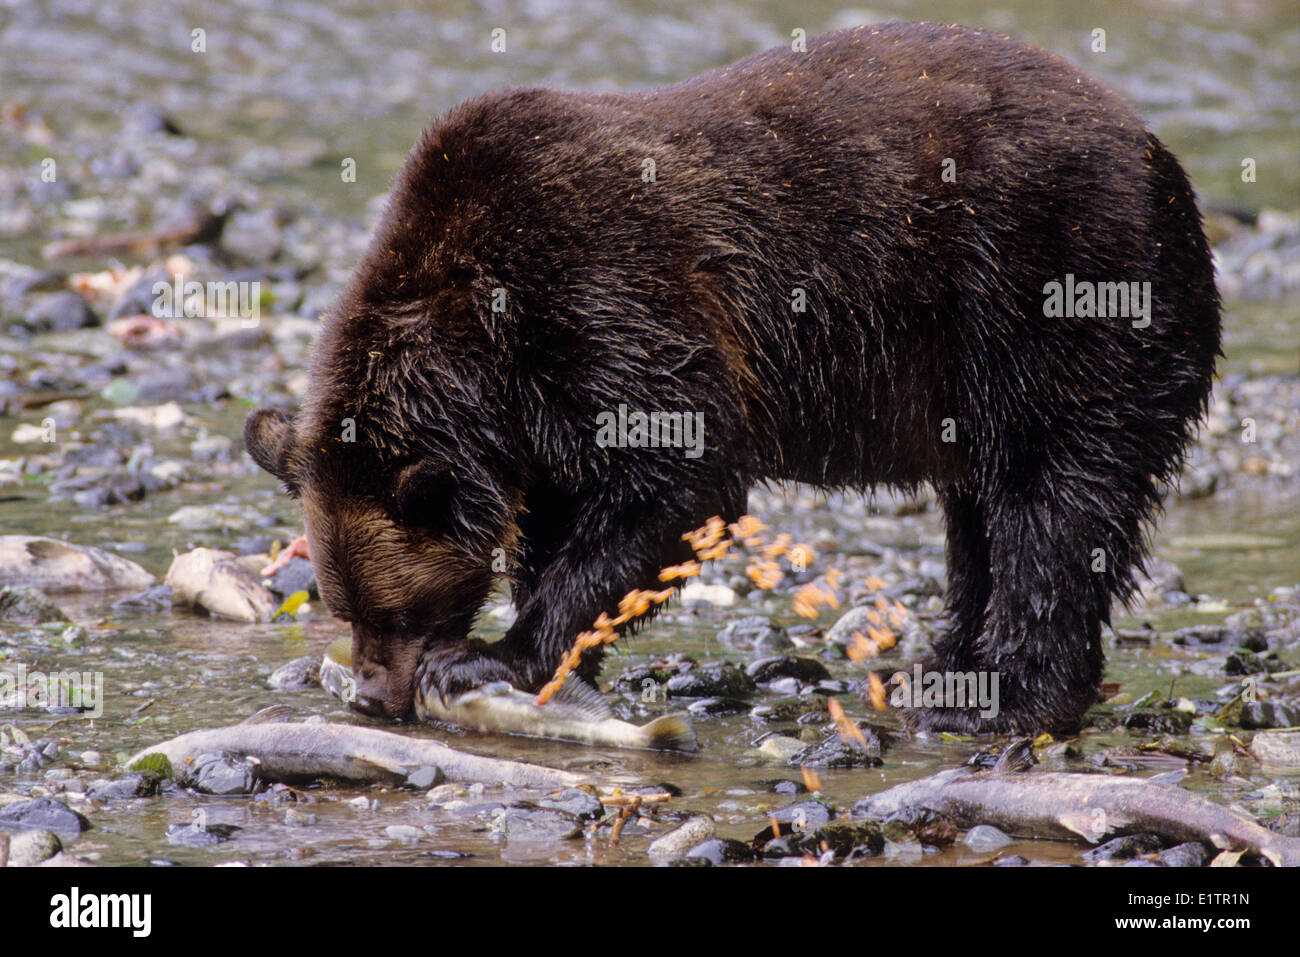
[640,712,699,752]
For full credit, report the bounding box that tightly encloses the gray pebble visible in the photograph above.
[649,816,716,861]
[962,824,1013,852]
[24,291,98,332]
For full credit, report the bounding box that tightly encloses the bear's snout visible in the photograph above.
[349,670,391,717]
[350,631,421,721]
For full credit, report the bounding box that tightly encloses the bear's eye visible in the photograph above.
[392,460,459,532]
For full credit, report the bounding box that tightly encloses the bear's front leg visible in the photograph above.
[496,483,745,694]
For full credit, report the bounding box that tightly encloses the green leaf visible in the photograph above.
[128,753,174,779]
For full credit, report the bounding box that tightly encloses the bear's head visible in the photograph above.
[243,404,510,719]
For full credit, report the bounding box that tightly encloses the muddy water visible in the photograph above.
[0,1,1297,865]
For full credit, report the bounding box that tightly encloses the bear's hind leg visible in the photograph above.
[905,448,1153,734]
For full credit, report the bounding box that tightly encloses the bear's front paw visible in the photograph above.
[419,640,524,703]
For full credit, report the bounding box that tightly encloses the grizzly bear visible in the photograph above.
[244,21,1220,732]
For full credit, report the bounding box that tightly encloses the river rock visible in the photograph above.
[717,616,792,652]
[1154,842,1209,867]
[535,788,604,821]
[495,806,582,843]
[1239,701,1299,730]
[1134,558,1186,606]
[757,735,806,762]
[0,586,71,624]
[221,206,284,263]
[182,753,259,795]
[752,800,833,844]
[1172,625,1267,651]
[962,824,1013,852]
[403,766,444,790]
[24,291,98,332]
[165,821,239,846]
[684,837,754,865]
[687,696,749,717]
[1121,709,1193,734]
[825,606,875,646]
[1251,730,1300,767]
[1081,833,1164,863]
[881,807,959,847]
[111,583,173,614]
[5,828,62,865]
[167,504,258,531]
[165,548,275,622]
[809,819,885,859]
[611,658,693,696]
[649,816,716,861]
[87,772,162,800]
[384,824,424,843]
[0,797,91,835]
[664,662,755,699]
[265,556,317,599]
[0,536,154,593]
[267,655,321,690]
[750,698,826,724]
[745,655,832,685]
[788,726,883,768]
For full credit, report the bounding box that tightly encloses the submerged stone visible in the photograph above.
[0,536,154,593]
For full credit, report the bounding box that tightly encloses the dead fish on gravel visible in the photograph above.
[125,707,588,790]
[165,547,275,622]
[322,638,697,752]
[854,767,1300,867]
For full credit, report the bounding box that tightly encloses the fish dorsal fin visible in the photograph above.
[550,675,614,719]
[242,705,294,725]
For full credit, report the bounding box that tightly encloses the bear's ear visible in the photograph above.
[392,459,459,532]
[243,407,296,482]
